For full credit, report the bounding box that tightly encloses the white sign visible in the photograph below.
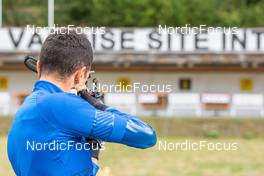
[1,28,264,53]
[202,93,231,104]
[0,92,10,115]
[138,93,158,103]
[232,94,263,106]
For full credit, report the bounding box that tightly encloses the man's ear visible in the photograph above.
[36,61,41,78]
[74,66,87,84]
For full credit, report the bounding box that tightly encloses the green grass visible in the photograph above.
[3,117,264,138]
[1,136,264,176]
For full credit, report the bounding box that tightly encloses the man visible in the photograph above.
[7,30,156,176]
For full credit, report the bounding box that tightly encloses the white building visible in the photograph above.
[1,28,264,117]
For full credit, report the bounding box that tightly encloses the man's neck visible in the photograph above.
[39,75,73,92]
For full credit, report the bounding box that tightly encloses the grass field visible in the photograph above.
[1,136,264,176]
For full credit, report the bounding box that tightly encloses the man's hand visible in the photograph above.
[86,138,102,162]
[78,89,108,111]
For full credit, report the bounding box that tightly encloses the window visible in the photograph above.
[0,76,8,90]
[179,78,192,90]
[117,78,131,91]
[240,78,253,91]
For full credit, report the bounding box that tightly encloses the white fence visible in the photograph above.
[231,94,264,117]
[1,92,264,117]
[104,93,264,117]
[0,92,10,116]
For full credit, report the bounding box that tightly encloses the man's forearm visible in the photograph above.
[78,89,105,164]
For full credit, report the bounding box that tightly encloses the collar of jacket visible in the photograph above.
[33,80,64,93]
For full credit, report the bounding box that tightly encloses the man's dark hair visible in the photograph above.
[39,30,93,78]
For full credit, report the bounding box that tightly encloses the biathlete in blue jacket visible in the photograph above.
[7,30,157,176]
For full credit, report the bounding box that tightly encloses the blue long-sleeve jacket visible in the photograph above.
[7,80,156,176]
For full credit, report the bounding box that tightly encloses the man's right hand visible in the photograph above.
[78,89,108,111]
[86,138,102,161]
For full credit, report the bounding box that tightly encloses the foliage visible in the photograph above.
[205,130,220,138]
[2,0,264,27]
[3,0,47,26]
[243,131,257,139]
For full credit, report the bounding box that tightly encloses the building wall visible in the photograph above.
[0,71,37,115]
[1,70,264,116]
[94,72,264,94]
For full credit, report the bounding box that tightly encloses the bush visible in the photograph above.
[3,0,264,27]
[205,130,220,138]
[243,132,257,139]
